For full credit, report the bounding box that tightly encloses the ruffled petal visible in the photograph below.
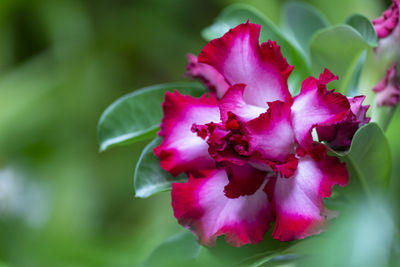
[154,91,220,176]
[291,69,350,150]
[373,63,400,107]
[374,1,400,61]
[219,84,266,123]
[172,169,273,247]
[316,96,370,150]
[193,120,252,167]
[348,96,371,124]
[246,101,295,162]
[198,22,293,108]
[271,150,348,241]
[373,0,399,38]
[185,54,230,98]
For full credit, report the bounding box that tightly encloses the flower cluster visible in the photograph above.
[155,22,369,246]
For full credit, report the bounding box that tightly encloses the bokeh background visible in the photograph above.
[0,0,398,266]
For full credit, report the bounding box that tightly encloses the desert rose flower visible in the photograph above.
[357,0,400,130]
[373,0,400,63]
[373,63,400,107]
[373,0,399,39]
[155,22,367,246]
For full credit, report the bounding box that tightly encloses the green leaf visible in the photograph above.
[134,137,187,198]
[201,3,311,95]
[142,231,202,267]
[197,232,293,267]
[310,24,370,95]
[329,123,391,198]
[282,2,329,59]
[285,197,395,267]
[346,14,378,47]
[97,83,205,151]
[235,253,299,267]
[346,50,367,97]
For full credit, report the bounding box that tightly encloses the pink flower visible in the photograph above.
[373,0,399,38]
[372,0,400,61]
[316,96,370,150]
[373,63,400,107]
[155,22,363,246]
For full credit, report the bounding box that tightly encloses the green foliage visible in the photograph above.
[142,229,296,267]
[346,50,367,97]
[282,2,329,60]
[346,14,378,47]
[201,3,311,94]
[285,197,396,267]
[114,4,397,266]
[97,83,205,151]
[2,0,392,266]
[134,137,187,198]
[309,13,376,95]
[330,123,391,199]
[142,231,202,267]
[310,24,371,94]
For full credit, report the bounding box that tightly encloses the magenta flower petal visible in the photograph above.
[172,168,273,247]
[316,96,370,150]
[272,150,348,241]
[155,23,362,245]
[373,63,400,107]
[246,101,295,162]
[291,69,350,150]
[198,22,293,107]
[219,84,266,123]
[348,96,370,123]
[154,91,220,176]
[373,0,400,38]
[185,54,230,98]
[373,0,400,62]
[223,163,267,199]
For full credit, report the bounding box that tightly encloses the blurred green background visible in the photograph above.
[0,0,398,266]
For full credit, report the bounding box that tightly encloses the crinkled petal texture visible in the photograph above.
[154,91,220,176]
[316,96,370,150]
[198,22,293,107]
[272,152,348,241]
[348,96,371,124]
[172,169,272,247]
[291,69,350,150]
[373,0,400,38]
[374,0,400,61]
[186,54,230,98]
[154,22,358,246]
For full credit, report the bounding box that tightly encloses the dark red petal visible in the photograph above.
[223,163,266,199]
[316,96,370,150]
